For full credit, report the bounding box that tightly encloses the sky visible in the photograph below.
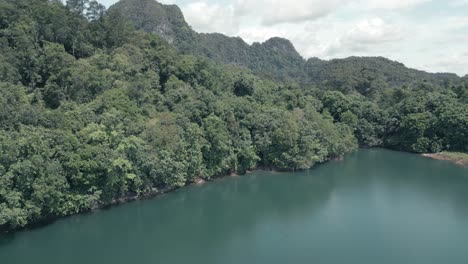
[99,0,468,76]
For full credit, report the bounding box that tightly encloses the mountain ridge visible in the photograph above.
[108,0,463,88]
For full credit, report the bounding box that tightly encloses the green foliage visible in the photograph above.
[233,73,255,97]
[385,88,467,153]
[0,0,466,233]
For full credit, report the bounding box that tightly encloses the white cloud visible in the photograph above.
[363,0,430,10]
[186,0,347,27]
[421,51,468,74]
[183,2,239,35]
[450,0,468,6]
[239,0,345,25]
[344,17,403,44]
[326,17,404,56]
[444,16,468,29]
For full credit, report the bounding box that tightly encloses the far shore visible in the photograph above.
[422,152,468,167]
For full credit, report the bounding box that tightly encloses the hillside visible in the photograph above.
[109,0,308,82]
[306,56,461,97]
[110,0,462,90]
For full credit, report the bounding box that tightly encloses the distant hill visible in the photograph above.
[110,0,306,82]
[305,57,460,95]
[110,0,462,92]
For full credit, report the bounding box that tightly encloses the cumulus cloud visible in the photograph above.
[326,17,404,55]
[236,0,345,25]
[183,0,347,27]
[198,0,430,27]
[344,17,403,44]
[183,2,239,35]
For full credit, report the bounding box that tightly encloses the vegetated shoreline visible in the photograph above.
[3,150,465,235]
[0,158,341,235]
[422,152,468,167]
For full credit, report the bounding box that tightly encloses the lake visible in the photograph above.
[1,149,468,264]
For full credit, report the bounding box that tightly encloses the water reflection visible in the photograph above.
[1,149,468,264]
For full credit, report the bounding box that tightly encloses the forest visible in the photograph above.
[0,0,467,232]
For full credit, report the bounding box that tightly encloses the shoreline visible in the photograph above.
[0,186,177,236]
[422,152,468,167]
[0,165,295,235]
[1,157,340,235]
[5,149,466,235]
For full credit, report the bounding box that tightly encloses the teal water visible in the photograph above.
[1,149,468,264]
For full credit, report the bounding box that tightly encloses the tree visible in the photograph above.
[233,73,255,97]
[202,115,235,177]
[86,0,106,21]
[66,0,89,15]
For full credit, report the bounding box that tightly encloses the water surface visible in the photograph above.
[1,149,468,264]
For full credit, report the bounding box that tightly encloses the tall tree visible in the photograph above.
[86,0,106,21]
[66,0,89,15]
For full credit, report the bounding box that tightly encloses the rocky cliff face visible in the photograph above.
[109,0,194,45]
[261,37,302,59]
